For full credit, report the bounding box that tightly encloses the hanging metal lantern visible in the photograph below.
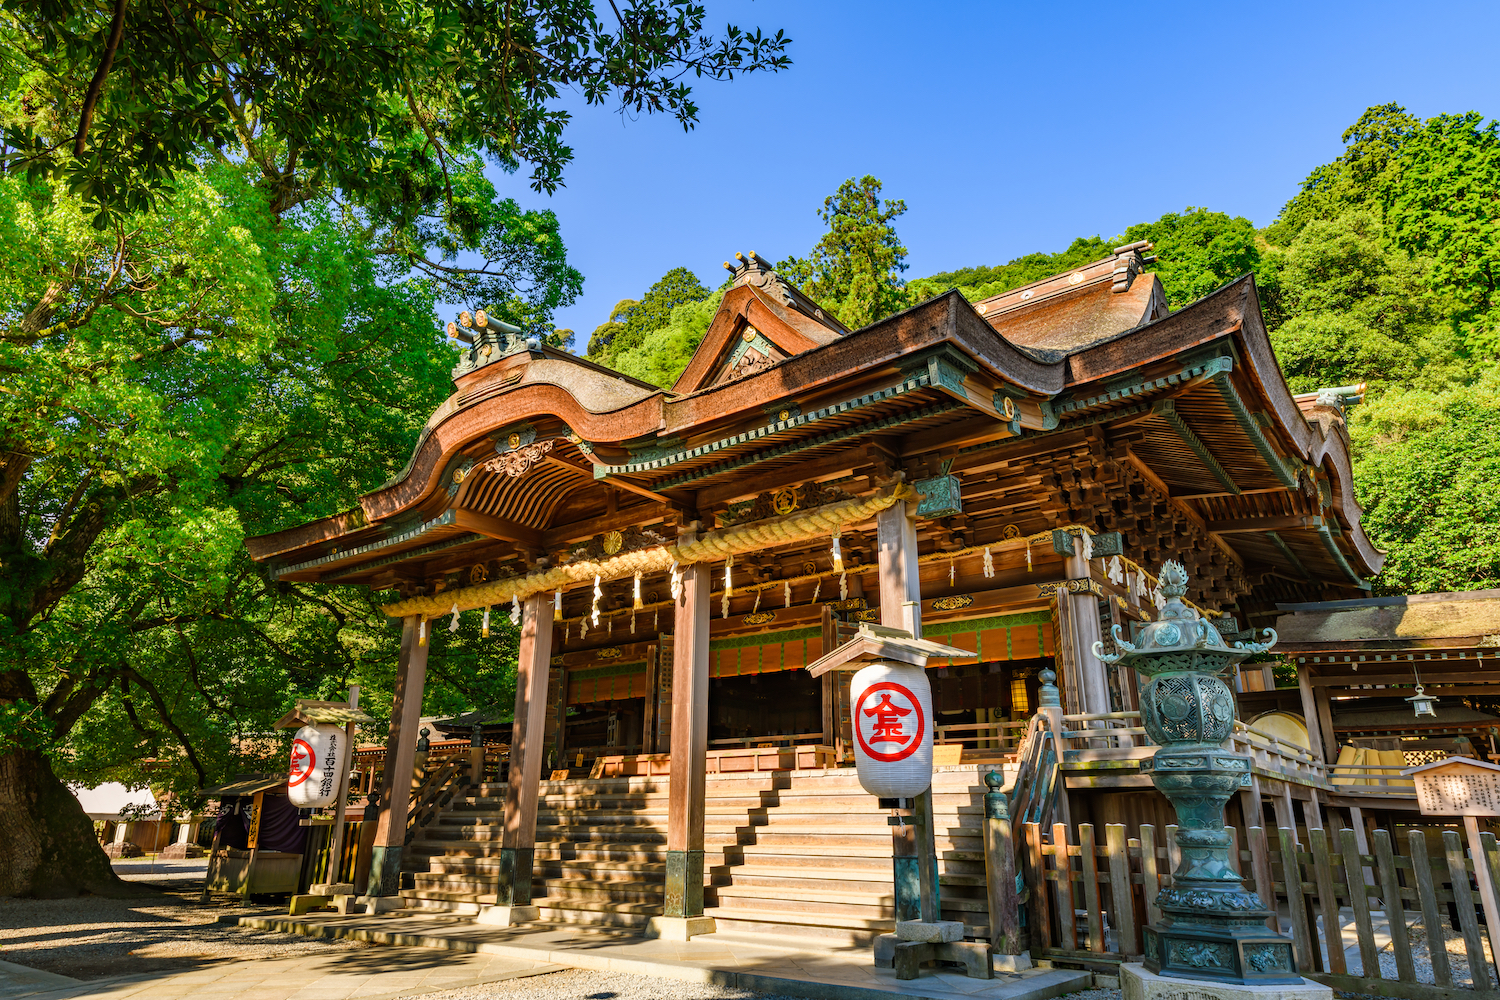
[1407,682,1439,718]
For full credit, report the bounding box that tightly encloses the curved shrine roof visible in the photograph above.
[246,241,1383,610]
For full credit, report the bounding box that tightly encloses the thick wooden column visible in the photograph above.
[485,593,552,924]
[876,500,939,923]
[1297,666,1328,765]
[648,555,713,939]
[1313,683,1339,765]
[365,614,429,904]
[1062,544,1111,719]
[877,501,922,636]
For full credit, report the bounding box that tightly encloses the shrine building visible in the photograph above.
[246,243,1384,945]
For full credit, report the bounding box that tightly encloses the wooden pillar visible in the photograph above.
[876,500,922,637]
[1348,805,1375,888]
[488,594,552,923]
[365,614,429,902]
[820,605,837,752]
[649,553,713,939]
[1302,789,1324,831]
[1313,684,1338,765]
[1298,667,1328,765]
[642,644,659,755]
[1271,781,1296,839]
[876,500,940,923]
[1462,815,1500,967]
[1062,544,1111,721]
[321,685,359,888]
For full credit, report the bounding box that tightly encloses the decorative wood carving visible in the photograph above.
[485,439,554,478]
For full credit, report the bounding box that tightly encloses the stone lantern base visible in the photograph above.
[1142,919,1301,986]
[1122,963,1331,1000]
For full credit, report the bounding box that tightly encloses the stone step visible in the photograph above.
[719,868,891,890]
[739,842,894,859]
[538,880,665,904]
[535,844,732,864]
[412,873,499,894]
[702,906,895,947]
[531,895,663,916]
[533,904,653,929]
[715,884,894,911]
[535,810,764,826]
[537,861,667,881]
[400,888,497,909]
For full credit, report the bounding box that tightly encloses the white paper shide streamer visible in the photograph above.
[287,724,350,809]
[510,593,520,626]
[849,662,933,798]
[591,575,602,625]
[481,605,491,638]
[982,546,994,579]
[448,602,460,632]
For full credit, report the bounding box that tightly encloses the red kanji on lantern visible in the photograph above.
[864,691,912,743]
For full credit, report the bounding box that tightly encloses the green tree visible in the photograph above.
[610,290,725,387]
[0,160,573,897]
[1267,210,1455,393]
[0,0,791,221]
[1350,370,1500,594]
[1262,103,1500,595]
[1120,208,1263,308]
[908,237,1113,303]
[1,0,787,897]
[588,268,710,365]
[588,299,640,358]
[794,175,911,330]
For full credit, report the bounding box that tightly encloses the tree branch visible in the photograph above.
[73,0,130,158]
[124,667,207,786]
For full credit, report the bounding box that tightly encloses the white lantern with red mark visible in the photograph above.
[850,661,933,798]
[287,724,349,809]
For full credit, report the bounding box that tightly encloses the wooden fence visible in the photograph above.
[1024,821,1500,999]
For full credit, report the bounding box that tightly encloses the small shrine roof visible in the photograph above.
[1403,756,1500,776]
[1276,590,1500,653]
[805,623,973,677]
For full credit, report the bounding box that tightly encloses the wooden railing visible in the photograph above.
[1023,820,1500,997]
[935,720,1031,754]
[1044,711,1417,798]
[306,816,364,886]
[1229,720,1329,786]
[708,733,822,750]
[404,762,464,845]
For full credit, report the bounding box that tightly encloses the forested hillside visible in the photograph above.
[586,105,1500,596]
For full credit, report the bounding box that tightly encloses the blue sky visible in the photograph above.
[482,1,1500,339]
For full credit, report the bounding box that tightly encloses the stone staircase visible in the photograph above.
[704,768,991,949]
[400,774,778,928]
[398,766,995,946]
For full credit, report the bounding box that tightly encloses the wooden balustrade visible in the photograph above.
[1022,820,1500,998]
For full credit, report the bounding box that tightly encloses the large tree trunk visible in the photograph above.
[0,744,131,897]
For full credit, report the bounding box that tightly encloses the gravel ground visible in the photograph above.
[0,859,367,980]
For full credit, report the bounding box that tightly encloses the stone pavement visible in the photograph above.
[228,913,1092,1000]
[0,946,560,1000]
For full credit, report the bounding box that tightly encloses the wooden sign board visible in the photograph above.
[1406,757,1500,817]
[932,744,964,767]
[549,769,571,781]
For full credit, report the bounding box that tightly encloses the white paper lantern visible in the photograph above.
[850,661,933,798]
[287,724,349,809]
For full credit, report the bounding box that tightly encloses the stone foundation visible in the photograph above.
[1122,963,1332,1000]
